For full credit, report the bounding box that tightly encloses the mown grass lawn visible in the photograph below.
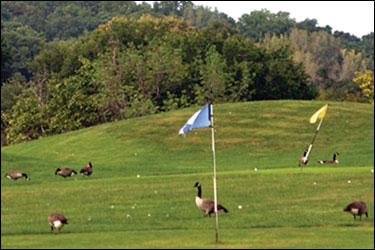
[1,101,374,249]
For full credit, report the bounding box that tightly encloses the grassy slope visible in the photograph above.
[1,100,374,249]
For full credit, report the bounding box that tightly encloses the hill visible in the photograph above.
[1,100,374,248]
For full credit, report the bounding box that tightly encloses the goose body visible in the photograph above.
[344,201,368,220]
[318,152,339,164]
[299,149,309,166]
[48,213,68,232]
[4,170,30,181]
[80,162,93,176]
[194,182,228,217]
[55,168,77,178]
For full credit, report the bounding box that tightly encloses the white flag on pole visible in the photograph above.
[179,104,211,135]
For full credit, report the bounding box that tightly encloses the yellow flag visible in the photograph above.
[310,104,328,123]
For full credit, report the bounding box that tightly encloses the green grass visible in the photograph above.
[1,100,374,249]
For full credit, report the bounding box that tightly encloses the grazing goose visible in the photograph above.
[4,170,30,181]
[55,168,77,178]
[80,162,93,176]
[194,182,228,217]
[48,213,68,233]
[344,201,368,220]
[318,152,339,164]
[299,149,309,167]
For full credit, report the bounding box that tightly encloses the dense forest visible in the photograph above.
[1,1,374,146]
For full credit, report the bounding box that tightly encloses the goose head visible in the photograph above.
[23,173,30,181]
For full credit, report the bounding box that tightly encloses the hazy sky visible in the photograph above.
[137,1,374,38]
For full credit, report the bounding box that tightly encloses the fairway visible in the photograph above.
[1,101,374,249]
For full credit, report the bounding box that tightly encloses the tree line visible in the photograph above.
[1,1,374,146]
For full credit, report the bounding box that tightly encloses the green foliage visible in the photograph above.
[2,15,319,145]
[1,21,45,79]
[1,37,12,85]
[47,57,100,134]
[195,45,229,104]
[5,89,47,144]
[3,3,373,145]
[268,29,373,101]
[237,9,295,42]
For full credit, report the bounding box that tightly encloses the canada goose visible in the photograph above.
[4,170,30,181]
[318,152,339,164]
[80,162,93,176]
[55,168,77,178]
[194,182,228,217]
[299,149,309,166]
[344,201,368,220]
[48,213,68,233]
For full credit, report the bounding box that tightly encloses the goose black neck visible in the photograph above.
[197,185,202,198]
[333,154,337,160]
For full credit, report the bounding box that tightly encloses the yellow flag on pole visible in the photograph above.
[310,104,328,124]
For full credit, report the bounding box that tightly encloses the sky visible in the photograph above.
[137,1,374,38]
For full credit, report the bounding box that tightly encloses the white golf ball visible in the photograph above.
[348,180,351,184]
[137,174,140,178]
[238,205,243,209]
[254,168,258,171]
[371,169,374,173]
[313,182,317,185]
[148,213,151,217]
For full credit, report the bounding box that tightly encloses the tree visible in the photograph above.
[47,57,100,134]
[338,49,366,81]
[1,22,45,80]
[361,32,374,63]
[195,45,229,104]
[1,37,12,86]
[353,70,374,104]
[237,9,296,42]
[5,88,48,144]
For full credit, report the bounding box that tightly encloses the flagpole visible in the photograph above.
[306,117,324,159]
[210,103,219,244]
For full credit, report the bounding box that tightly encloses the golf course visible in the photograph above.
[1,100,374,249]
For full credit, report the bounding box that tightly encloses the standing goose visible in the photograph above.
[48,213,68,233]
[55,168,77,178]
[344,201,368,220]
[80,162,93,176]
[318,152,339,164]
[194,182,228,217]
[299,149,309,167]
[4,170,30,181]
